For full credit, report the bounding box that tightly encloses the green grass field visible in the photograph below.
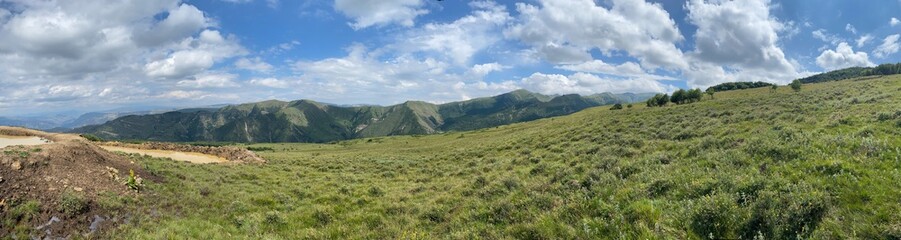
[105,76,900,239]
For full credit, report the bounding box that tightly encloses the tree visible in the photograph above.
[657,94,670,106]
[671,89,686,104]
[706,88,715,99]
[610,103,623,110]
[770,84,778,92]
[687,88,703,103]
[790,79,802,92]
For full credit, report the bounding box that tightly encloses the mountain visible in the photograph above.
[74,90,654,143]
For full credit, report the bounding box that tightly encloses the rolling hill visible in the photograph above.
[97,74,901,239]
[74,90,655,143]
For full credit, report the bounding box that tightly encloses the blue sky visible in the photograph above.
[1,0,900,116]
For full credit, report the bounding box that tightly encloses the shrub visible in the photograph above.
[691,194,739,239]
[313,209,332,226]
[790,80,802,92]
[246,146,275,152]
[264,211,285,225]
[610,103,623,110]
[80,134,104,142]
[58,190,88,216]
[368,186,385,197]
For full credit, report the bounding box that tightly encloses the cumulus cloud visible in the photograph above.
[235,57,274,73]
[556,60,676,80]
[0,1,251,113]
[392,1,510,65]
[505,0,687,68]
[874,34,900,58]
[334,0,427,29]
[519,72,671,95]
[684,0,800,86]
[144,30,246,79]
[176,73,240,88]
[892,17,900,26]
[816,42,874,71]
[470,63,506,77]
[250,78,291,88]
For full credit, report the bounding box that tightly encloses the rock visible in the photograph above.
[74,187,83,192]
[11,161,21,170]
[35,216,60,230]
[89,215,106,233]
[0,176,4,183]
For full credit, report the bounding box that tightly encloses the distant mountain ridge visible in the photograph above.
[75,90,655,143]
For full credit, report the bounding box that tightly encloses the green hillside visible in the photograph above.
[74,90,652,143]
[105,75,900,239]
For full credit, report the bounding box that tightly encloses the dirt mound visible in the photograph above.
[0,126,158,238]
[99,142,266,164]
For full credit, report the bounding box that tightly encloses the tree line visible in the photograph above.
[797,62,901,84]
[646,88,705,107]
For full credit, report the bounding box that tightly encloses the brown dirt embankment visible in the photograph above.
[0,126,159,238]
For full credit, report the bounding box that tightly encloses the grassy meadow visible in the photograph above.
[104,76,900,239]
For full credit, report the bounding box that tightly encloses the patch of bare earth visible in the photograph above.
[0,126,158,238]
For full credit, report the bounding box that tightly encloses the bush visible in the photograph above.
[58,190,88,216]
[691,194,739,239]
[264,211,285,225]
[246,146,275,152]
[790,80,802,92]
[313,209,332,226]
[80,134,104,142]
[610,103,623,110]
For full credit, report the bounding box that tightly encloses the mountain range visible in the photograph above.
[74,90,654,143]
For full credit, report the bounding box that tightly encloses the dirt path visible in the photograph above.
[99,146,227,164]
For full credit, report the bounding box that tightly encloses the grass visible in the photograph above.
[105,75,901,239]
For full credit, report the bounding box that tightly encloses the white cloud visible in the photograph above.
[891,17,900,26]
[144,30,246,78]
[685,0,800,86]
[391,1,510,65]
[816,42,874,71]
[845,23,857,34]
[334,0,427,29]
[470,63,506,77]
[176,73,239,88]
[874,34,900,58]
[249,78,291,88]
[134,4,210,46]
[235,57,274,73]
[812,29,840,44]
[857,34,874,47]
[0,1,254,114]
[519,72,671,95]
[556,60,676,80]
[505,0,687,68]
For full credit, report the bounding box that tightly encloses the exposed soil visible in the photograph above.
[98,141,266,164]
[0,126,159,239]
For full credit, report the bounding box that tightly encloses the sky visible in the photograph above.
[1,0,900,116]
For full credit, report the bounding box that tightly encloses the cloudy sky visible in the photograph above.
[1,0,900,115]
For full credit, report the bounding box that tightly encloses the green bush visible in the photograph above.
[80,134,104,142]
[58,190,88,216]
[610,103,623,110]
[691,194,740,239]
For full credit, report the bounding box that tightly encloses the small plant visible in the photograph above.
[125,169,144,192]
[58,190,88,216]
